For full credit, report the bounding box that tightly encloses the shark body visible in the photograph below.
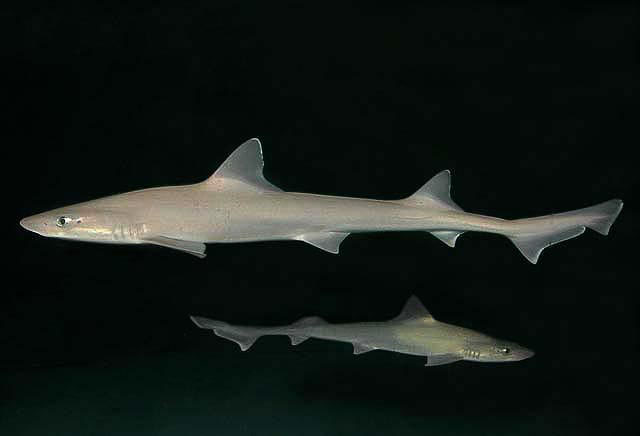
[191,295,534,366]
[20,138,622,263]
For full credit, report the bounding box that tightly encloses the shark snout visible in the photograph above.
[20,216,35,231]
[20,215,47,235]
[515,347,535,361]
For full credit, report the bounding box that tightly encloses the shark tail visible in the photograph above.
[508,199,623,264]
[402,171,622,263]
[190,316,262,351]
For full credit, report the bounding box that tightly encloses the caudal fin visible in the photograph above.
[578,198,624,236]
[509,199,623,264]
[190,316,261,351]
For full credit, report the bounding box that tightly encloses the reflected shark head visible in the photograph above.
[20,203,132,243]
[462,339,534,363]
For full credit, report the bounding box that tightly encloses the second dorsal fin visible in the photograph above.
[393,295,434,322]
[203,138,282,192]
[403,170,462,211]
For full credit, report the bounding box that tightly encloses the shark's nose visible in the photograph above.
[20,217,32,230]
[521,348,535,360]
[20,216,40,233]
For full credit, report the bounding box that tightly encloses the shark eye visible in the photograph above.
[498,347,511,354]
[56,216,71,227]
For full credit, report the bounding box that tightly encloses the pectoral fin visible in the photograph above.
[425,354,462,367]
[143,236,207,258]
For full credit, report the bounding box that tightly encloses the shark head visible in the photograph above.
[20,202,135,244]
[461,339,534,363]
[394,296,534,366]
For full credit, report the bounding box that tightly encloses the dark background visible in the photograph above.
[5,3,638,435]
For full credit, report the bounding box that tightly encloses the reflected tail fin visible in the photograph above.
[190,316,261,351]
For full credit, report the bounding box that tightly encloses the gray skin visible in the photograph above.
[20,138,623,263]
[191,295,534,366]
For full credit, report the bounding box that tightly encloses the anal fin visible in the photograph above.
[430,230,465,247]
[509,226,586,264]
[143,236,207,258]
[295,232,350,254]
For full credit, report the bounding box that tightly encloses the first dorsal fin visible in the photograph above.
[203,138,282,192]
[403,170,462,211]
[393,295,434,322]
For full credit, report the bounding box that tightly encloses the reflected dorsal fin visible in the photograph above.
[203,138,282,192]
[291,316,327,327]
[403,170,462,211]
[393,295,434,322]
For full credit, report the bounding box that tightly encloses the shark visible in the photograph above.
[190,295,534,366]
[19,138,622,263]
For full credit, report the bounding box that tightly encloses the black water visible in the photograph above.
[6,3,638,435]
